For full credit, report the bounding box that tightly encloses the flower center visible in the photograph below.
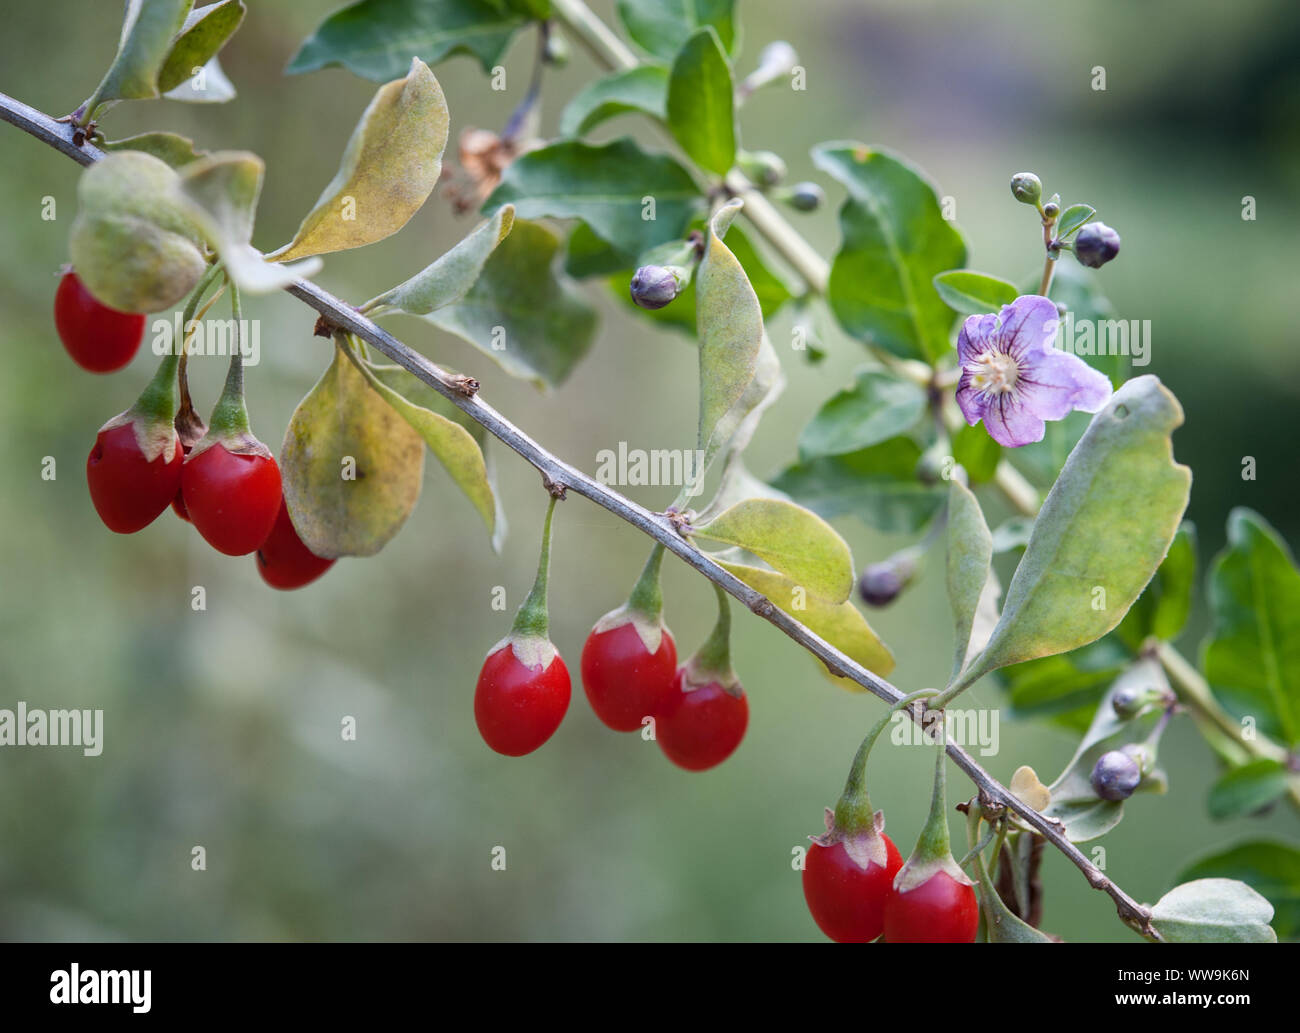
[971,351,1020,394]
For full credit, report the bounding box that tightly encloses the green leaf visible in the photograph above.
[1000,649,1128,728]
[771,437,945,534]
[1177,841,1300,940]
[177,151,322,293]
[699,334,785,492]
[1149,879,1277,943]
[89,0,193,105]
[103,131,206,168]
[270,58,448,262]
[933,270,1018,315]
[484,138,701,260]
[280,343,426,558]
[796,369,926,460]
[718,560,894,680]
[366,206,514,316]
[666,27,736,176]
[961,377,1191,682]
[1055,203,1096,240]
[813,142,966,362]
[1116,521,1197,649]
[421,220,597,388]
[1208,760,1291,821]
[696,200,763,458]
[615,0,736,61]
[358,361,502,550]
[163,56,236,103]
[1202,508,1300,747]
[947,480,997,680]
[158,0,245,93]
[288,0,524,80]
[951,422,1002,484]
[559,66,668,138]
[696,498,853,603]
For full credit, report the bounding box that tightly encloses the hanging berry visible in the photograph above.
[581,543,678,732]
[882,718,980,943]
[181,285,282,556]
[256,499,336,590]
[54,268,145,374]
[803,691,935,943]
[475,493,571,756]
[656,585,748,771]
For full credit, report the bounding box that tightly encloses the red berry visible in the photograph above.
[181,444,281,556]
[86,422,183,533]
[581,621,678,732]
[171,490,191,522]
[474,644,571,756]
[257,499,335,590]
[656,669,748,771]
[54,270,145,373]
[803,836,904,943]
[882,871,979,943]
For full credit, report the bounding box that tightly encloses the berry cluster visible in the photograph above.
[474,524,748,770]
[58,269,334,591]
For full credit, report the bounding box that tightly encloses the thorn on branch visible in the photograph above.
[313,314,335,339]
[450,373,480,397]
[541,473,567,500]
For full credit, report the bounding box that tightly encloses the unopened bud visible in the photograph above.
[543,28,570,66]
[1074,222,1121,268]
[1042,201,1060,220]
[629,265,681,310]
[857,553,916,608]
[786,181,824,212]
[1090,749,1142,801]
[738,149,787,189]
[1010,172,1042,205]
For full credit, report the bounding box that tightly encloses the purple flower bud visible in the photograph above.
[629,265,681,310]
[858,554,916,607]
[1074,222,1121,268]
[1090,749,1141,801]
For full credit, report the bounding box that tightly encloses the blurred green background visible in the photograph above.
[1,0,1297,942]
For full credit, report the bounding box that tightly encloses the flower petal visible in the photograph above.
[1018,349,1113,422]
[956,372,989,426]
[982,392,1047,447]
[957,311,1000,363]
[997,295,1060,357]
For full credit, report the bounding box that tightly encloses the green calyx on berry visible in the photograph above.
[98,347,182,464]
[189,283,272,461]
[894,716,975,894]
[499,493,562,671]
[680,583,740,695]
[591,542,668,655]
[817,689,937,867]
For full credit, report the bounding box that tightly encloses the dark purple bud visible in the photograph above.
[858,554,916,608]
[1074,222,1121,268]
[629,265,681,310]
[1010,172,1042,205]
[787,181,824,212]
[1042,201,1061,220]
[1090,749,1141,801]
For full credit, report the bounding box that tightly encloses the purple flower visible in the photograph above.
[956,295,1112,447]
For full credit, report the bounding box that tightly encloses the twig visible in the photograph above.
[0,86,1158,940]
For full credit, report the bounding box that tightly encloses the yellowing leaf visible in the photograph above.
[697,498,853,603]
[719,561,894,682]
[1009,765,1051,811]
[280,343,425,558]
[271,58,449,262]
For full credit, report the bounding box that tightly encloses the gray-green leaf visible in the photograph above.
[89,0,192,106]
[933,270,1019,315]
[947,480,997,680]
[961,377,1191,682]
[666,27,736,176]
[1207,760,1291,822]
[103,131,206,168]
[813,142,966,362]
[158,0,245,93]
[420,219,597,388]
[1177,841,1300,940]
[288,0,525,80]
[696,497,853,603]
[366,206,514,316]
[1149,879,1276,943]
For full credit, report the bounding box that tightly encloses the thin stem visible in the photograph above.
[835,689,938,832]
[0,86,1158,939]
[688,583,735,683]
[512,495,559,640]
[626,542,666,621]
